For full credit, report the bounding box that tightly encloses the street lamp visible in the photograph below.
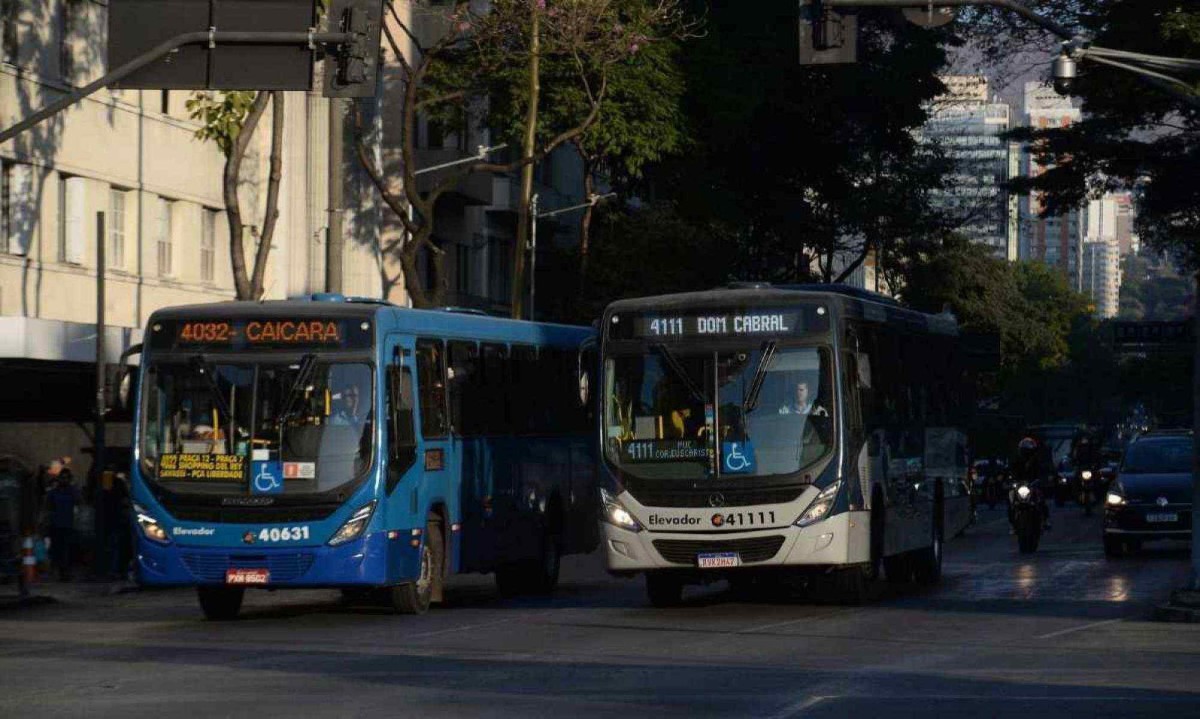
[528,192,617,321]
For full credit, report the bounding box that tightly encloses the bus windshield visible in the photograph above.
[604,346,834,480]
[140,359,374,495]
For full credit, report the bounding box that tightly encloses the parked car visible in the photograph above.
[1103,431,1193,557]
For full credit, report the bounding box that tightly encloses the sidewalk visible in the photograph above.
[0,575,140,611]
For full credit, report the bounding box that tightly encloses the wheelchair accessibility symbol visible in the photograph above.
[721,441,756,474]
[252,461,283,494]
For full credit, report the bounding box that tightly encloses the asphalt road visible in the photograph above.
[1,505,1197,718]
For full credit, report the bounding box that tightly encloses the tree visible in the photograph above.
[187,91,286,301]
[649,3,955,287]
[354,0,687,311]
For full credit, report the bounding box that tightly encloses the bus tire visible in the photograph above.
[646,573,685,607]
[197,587,244,621]
[883,553,913,583]
[390,520,441,615]
[914,487,944,585]
[526,531,562,595]
[831,566,868,605]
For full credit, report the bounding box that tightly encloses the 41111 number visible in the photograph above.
[711,511,776,528]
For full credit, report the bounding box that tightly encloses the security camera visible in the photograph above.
[1052,52,1077,95]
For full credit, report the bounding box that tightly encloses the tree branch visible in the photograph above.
[250,91,285,300]
[226,91,270,300]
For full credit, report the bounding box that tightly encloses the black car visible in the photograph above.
[1103,432,1193,557]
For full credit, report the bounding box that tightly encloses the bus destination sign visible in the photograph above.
[613,307,827,341]
[149,318,374,351]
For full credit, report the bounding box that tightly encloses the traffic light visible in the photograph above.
[323,0,385,98]
[798,0,858,65]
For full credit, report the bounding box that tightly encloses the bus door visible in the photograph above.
[383,334,420,502]
[413,338,460,571]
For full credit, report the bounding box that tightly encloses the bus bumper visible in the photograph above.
[601,511,870,573]
[135,531,425,587]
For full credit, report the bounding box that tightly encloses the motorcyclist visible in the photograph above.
[1010,437,1051,531]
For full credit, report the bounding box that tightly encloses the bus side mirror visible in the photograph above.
[109,343,143,414]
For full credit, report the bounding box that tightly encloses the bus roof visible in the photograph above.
[603,283,957,336]
[148,298,594,347]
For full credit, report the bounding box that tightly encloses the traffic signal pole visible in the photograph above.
[0,30,353,145]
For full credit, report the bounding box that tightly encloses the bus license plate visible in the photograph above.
[697,552,740,569]
[226,568,270,585]
[1146,512,1178,523]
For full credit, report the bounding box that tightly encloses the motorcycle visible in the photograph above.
[1053,459,1075,507]
[1010,479,1043,554]
[1077,466,1100,515]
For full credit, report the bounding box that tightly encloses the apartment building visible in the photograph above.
[1018,82,1083,285]
[0,0,378,467]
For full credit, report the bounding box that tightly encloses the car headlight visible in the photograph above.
[1105,491,1126,507]
[328,501,376,546]
[600,488,642,532]
[795,481,842,528]
[133,502,170,544]
[1081,470,1093,480]
[1016,485,1032,500]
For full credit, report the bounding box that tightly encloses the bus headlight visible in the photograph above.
[133,503,170,544]
[328,501,376,546]
[1105,491,1126,507]
[600,488,642,532]
[795,481,841,528]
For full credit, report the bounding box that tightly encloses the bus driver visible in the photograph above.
[778,379,828,417]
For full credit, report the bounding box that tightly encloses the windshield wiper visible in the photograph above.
[743,341,778,413]
[189,355,232,421]
[276,353,318,427]
[651,343,706,405]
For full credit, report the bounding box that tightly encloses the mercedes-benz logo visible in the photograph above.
[1157,496,1169,507]
[243,531,256,544]
[708,493,726,508]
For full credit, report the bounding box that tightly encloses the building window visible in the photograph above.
[2,0,18,64]
[160,90,170,115]
[201,208,217,283]
[60,175,86,264]
[156,197,173,277]
[455,243,471,295]
[107,188,126,270]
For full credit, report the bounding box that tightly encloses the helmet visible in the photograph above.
[1017,437,1038,461]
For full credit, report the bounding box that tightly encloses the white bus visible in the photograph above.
[597,284,973,605]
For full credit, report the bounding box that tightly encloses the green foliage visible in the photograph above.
[902,236,1092,374]
[1118,252,1193,320]
[996,1,1200,273]
[186,91,259,157]
[537,202,735,322]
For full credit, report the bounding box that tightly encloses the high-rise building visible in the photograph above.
[1018,82,1083,285]
[919,76,1017,260]
[1081,240,1121,318]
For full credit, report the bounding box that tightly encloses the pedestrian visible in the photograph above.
[43,459,79,581]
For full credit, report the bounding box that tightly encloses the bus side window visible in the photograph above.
[448,341,480,436]
[510,345,537,435]
[481,343,509,434]
[416,339,448,438]
[387,362,417,493]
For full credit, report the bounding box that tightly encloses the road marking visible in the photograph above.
[766,694,831,719]
[408,618,514,639]
[741,608,863,634]
[1036,617,1124,640]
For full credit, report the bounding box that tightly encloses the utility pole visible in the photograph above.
[326,98,345,294]
[528,192,616,321]
[94,211,108,577]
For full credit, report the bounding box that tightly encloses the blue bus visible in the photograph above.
[126,296,599,619]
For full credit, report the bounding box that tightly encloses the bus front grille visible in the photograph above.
[629,487,806,508]
[182,552,316,582]
[652,536,786,565]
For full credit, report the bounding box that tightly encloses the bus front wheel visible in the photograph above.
[390,521,443,615]
[197,587,244,620]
